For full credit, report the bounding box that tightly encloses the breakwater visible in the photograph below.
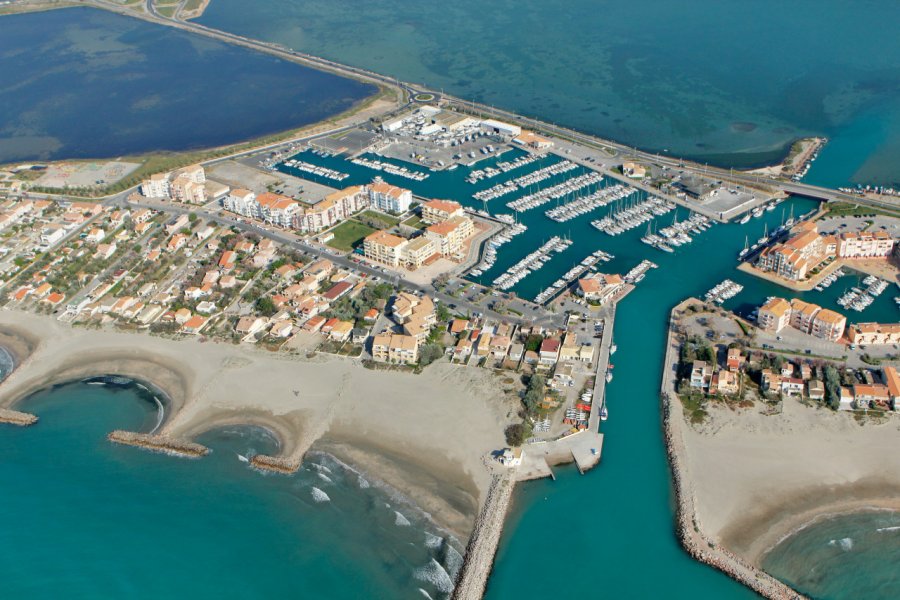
[250,454,301,474]
[0,408,38,426]
[108,430,209,458]
[660,300,806,600]
[451,473,515,600]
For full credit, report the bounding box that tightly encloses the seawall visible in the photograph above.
[451,473,515,600]
[0,408,38,426]
[108,430,209,458]
[661,299,806,600]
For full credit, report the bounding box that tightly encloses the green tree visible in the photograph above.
[255,296,277,317]
[419,343,443,366]
[824,366,841,409]
[504,423,526,446]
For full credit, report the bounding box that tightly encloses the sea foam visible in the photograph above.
[311,487,331,503]
[395,511,411,527]
[414,558,455,594]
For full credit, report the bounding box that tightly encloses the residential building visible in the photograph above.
[838,231,894,259]
[235,316,268,336]
[223,189,257,218]
[368,182,412,214]
[576,273,625,305]
[726,347,744,371]
[255,192,300,228]
[847,323,900,345]
[421,199,464,224]
[371,333,419,364]
[690,361,712,390]
[40,224,66,246]
[810,308,846,342]
[853,384,890,409]
[424,215,474,258]
[807,380,825,401]
[539,338,561,365]
[622,162,647,178]
[170,175,206,204]
[884,366,900,410]
[140,173,170,198]
[364,230,408,267]
[756,221,826,281]
[293,186,368,233]
[780,377,804,397]
[401,236,437,269]
[789,299,821,333]
[711,370,739,395]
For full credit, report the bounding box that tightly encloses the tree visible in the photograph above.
[188,213,198,223]
[504,423,526,446]
[255,296,277,317]
[419,343,443,366]
[824,366,841,409]
[436,302,452,323]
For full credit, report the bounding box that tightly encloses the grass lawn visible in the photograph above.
[359,209,401,227]
[401,214,427,230]
[824,201,900,219]
[327,220,378,252]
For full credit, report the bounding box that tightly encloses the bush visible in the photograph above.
[504,423,527,446]
[419,343,443,366]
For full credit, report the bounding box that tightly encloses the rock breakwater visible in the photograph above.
[108,430,209,458]
[0,408,38,426]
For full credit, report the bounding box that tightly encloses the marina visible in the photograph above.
[592,195,676,236]
[506,171,603,212]
[349,157,429,181]
[704,279,744,304]
[491,236,572,291]
[282,159,349,182]
[545,184,635,223]
[533,250,613,304]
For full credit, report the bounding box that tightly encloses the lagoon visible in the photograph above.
[200,0,900,187]
[0,7,375,164]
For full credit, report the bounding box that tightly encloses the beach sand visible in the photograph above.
[0,310,517,540]
[679,396,900,565]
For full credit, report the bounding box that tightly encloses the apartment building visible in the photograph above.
[368,182,412,214]
[371,333,419,364]
[424,215,474,258]
[140,173,170,198]
[255,192,300,228]
[421,199,464,224]
[223,189,257,218]
[363,230,408,267]
[847,323,900,346]
[756,221,826,281]
[293,185,368,233]
[838,231,895,259]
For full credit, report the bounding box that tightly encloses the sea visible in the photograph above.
[2,1,900,598]
[0,7,375,163]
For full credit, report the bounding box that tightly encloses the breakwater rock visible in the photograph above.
[0,408,38,426]
[451,473,515,600]
[108,430,209,458]
[249,454,300,474]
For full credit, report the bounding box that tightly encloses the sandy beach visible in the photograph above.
[0,310,517,540]
[679,397,900,565]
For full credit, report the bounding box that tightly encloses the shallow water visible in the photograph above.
[200,0,900,186]
[762,510,900,599]
[0,7,375,163]
[0,380,461,599]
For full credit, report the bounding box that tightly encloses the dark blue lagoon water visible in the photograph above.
[0,7,375,163]
[0,381,461,599]
[200,0,900,186]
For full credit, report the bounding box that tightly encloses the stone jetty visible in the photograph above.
[249,454,301,474]
[661,300,807,600]
[108,430,209,458]
[0,408,38,426]
[451,473,515,600]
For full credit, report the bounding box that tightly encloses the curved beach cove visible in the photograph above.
[0,7,375,163]
[200,0,900,186]
[0,380,464,599]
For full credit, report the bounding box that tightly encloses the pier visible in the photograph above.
[451,473,516,600]
[661,300,807,600]
[0,408,38,426]
[108,430,209,458]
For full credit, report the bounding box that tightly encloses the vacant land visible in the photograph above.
[327,220,377,251]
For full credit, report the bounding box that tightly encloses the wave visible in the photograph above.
[358,476,370,489]
[828,537,853,551]
[318,473,333,484]
[413,558,455,594]
[311,462,333,475]
[424,533,443,549]
[395,510,411,527]
[418,589,435,600]
[311,487,331,503]
[443,544,464,580]
[876,526,900,533]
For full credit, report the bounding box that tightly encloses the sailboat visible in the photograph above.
[739,212,751,225]
[757,223,769,245]
[600,404,609,421]
[738,235,750,259]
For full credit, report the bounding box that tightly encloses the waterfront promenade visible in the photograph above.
[661,299,806,600]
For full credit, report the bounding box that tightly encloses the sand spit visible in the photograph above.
[662,300,806,599]
[0,311,514,538]
[108,430,209,458]
[0,408,38,426]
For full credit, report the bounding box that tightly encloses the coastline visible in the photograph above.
[665,298,900,598]
[0,310,513,541]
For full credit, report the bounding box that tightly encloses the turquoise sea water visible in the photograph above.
[0,380,462,599]
[762,511,900,600]
[0,8,374,163]
[200,0,900,187]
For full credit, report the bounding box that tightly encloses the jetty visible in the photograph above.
[661,300,807,600]
[451,473,515,600]
[107,430,209,458]
[0,408,38,426]
[250,454,301,474]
